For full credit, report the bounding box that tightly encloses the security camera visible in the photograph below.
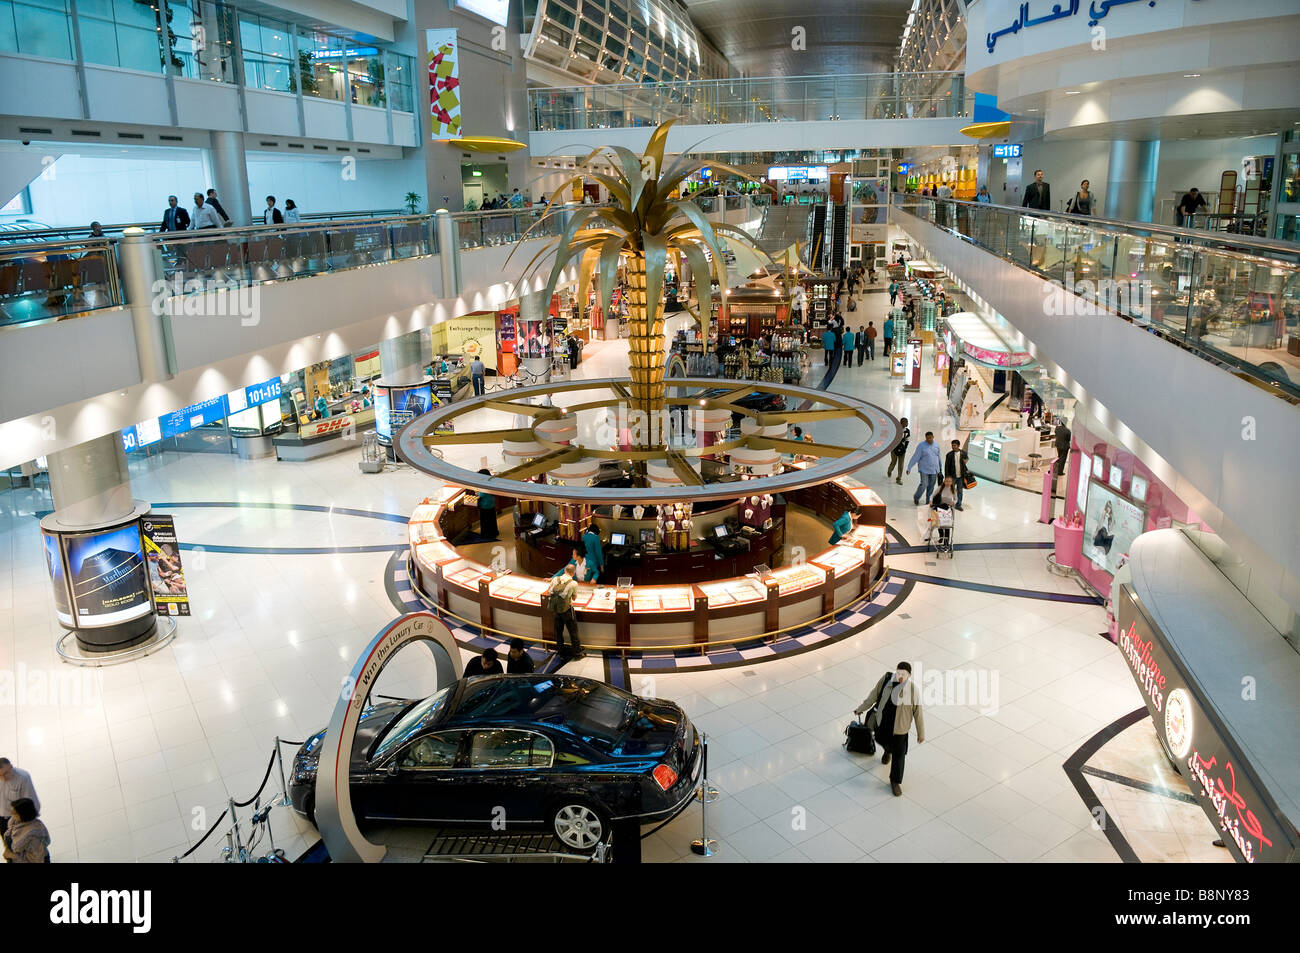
[21,140,31,146]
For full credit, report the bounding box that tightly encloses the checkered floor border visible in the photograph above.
[388,551,910,674]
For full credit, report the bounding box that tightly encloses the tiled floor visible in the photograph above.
[0,282,1221,863]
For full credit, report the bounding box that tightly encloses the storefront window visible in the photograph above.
[238,12,292,92]
[77,0,166,72]
[166,1,237,82]
[0,0,75,60]
[388,53,414,113]
[296,27,343,99]
[347,47,384,107]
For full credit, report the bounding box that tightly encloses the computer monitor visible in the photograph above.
[639,528,655,544]
[609,533,627,546]
[531,513,546,528]
[714,525,729,538]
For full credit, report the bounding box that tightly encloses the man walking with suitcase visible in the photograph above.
[854,663,925,796]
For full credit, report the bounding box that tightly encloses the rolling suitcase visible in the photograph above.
[843,718,877,755]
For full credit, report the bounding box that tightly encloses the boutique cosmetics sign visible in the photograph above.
[1116,585,1297,863]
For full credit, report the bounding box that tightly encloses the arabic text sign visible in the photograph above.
[986,0,1204,54]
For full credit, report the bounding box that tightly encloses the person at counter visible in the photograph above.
[506,638,535,674]
[546,566,583,660]
[313,389,329,419]
[1054,419,1072,478]
[829,507,856,544]
[476,468,499,541]
[582,526,604,582]
[463,647,504,677]
[554,547,586,581]
[360,385,372,409]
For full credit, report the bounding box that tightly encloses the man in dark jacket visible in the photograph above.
[463,647,504,677]
[1176,188,1208,227]
[205,189,232,227]
[1054,419,1072,478]
[944,439,969,510]
[506,638,535,674]
[1022,169,1051,210]
[887,417,910,485]
[159,195,189,232]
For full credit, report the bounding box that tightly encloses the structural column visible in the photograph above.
[209,130,253,226]
[379,329,427,384]
[117,228,174,381]
[1103,140,1161,224]
[41,434,157,651]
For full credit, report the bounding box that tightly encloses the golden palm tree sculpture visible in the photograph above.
[507,120,776,452]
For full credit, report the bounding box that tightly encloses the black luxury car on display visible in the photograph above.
[290,674,701,851]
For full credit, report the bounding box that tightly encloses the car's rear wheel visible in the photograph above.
[549,800,607,853]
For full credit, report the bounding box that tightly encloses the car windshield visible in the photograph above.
[456,678,636,741]
[372,686,453,761]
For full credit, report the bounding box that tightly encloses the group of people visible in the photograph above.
[480,188,526,210]
[1,757,48,863]
[820,320,881,368]
[158,191,301,232]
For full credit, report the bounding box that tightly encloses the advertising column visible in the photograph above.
[41,433,157,652]
[376,330,433,461]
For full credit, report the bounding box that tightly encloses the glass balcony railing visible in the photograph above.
[0,195,772,329]
[529,71,971,131]
[895,197,1300,402]
[0,239,122,326]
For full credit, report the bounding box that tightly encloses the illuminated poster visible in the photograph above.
[373,385,391,444]
[141,515,190,617]
[427,29,461,138]
[65,524,152,626]
[1075,451,1090,516]
[1083,483,1145,576]
[1116,584,1297,863]
[43,531,73,626]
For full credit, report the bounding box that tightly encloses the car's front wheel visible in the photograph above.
[548,800,607,853]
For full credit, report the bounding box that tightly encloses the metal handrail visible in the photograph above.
[3,209,410,242]
[530,69,964,98]
[894,194,1300,261]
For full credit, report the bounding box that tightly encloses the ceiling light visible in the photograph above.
[1184,73,1200,78]
[1064,90,1080,95]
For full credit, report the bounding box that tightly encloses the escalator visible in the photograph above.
[805,204,827,271]
[830,203,848,274]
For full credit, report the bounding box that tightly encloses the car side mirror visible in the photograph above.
[385,761,400,777]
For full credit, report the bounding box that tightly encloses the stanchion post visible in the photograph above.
[689,733,717,857]
[228,797,248,863]
[274,737,291,806]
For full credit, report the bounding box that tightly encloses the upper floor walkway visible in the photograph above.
[527,71,975,155]
[892,195,1300,608]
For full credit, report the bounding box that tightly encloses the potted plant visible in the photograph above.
[404,192,422,215]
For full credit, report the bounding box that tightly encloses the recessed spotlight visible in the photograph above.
[1064,90,1080,95]
[1184,73,1200,78]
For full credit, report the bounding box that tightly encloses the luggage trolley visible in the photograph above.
[924,506,955,558]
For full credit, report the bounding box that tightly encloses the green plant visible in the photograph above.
[296,50,318,95]
[404,192,423,214]
[367,60,386,107]
[506,118,776,450]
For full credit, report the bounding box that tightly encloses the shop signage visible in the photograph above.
[141,515,189,617]
[315,612,463,862]
[309,47,379,59]
[122,377,282,453]
[299,415,355,440]
[427,29,461,138]
[1116,585,1298,863]
[986,0,1204,54]
[992,143,1022,158]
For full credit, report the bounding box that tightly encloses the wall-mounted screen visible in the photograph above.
[767,166,829,183]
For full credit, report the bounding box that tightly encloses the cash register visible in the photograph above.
[606,532,639,561]
[521,511,551,540]
[705,523,749,556]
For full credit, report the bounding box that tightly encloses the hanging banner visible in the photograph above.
[141,515,190,617]
[427,29,462,138]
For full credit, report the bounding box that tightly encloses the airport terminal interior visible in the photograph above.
[0,0,1297,869]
